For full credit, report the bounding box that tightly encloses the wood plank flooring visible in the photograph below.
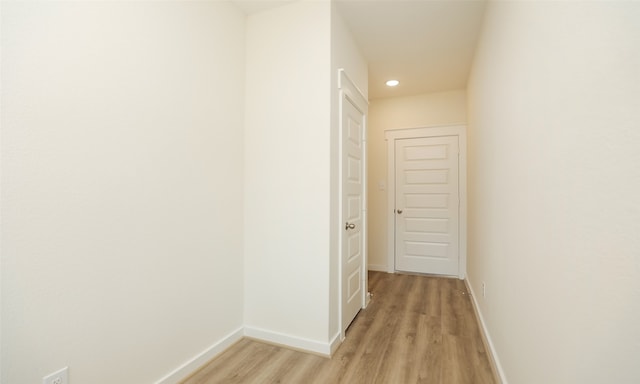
[181,272,496,384]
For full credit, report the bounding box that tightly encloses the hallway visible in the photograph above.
[182,272,495,384]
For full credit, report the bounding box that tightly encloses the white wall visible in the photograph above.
[1,2,246,383]
[0,3,3,379]
[244,0,333,348]
[367,91,466,271]
[467,2,640,383]
[330,3,368,341]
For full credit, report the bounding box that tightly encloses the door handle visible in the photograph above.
[345,222,356,230]
[397,209,403,214]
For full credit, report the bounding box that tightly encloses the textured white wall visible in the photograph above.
[1,2,246,383]
[367,91,467,271]
[329,3,368,340]
[467,2,640,383]
[244,1,332,345]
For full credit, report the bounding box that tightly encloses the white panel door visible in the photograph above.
[395,136,459,275]
[342,97,365,332]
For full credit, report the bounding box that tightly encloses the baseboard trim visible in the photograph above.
[464,278,508,384]
[244,326,332,357]
[367,264,387,272]
[329,331,342,356]
[154,326,244,384]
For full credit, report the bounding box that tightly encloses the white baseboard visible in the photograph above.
[154,326,244,384]
[329,331,342,356]
[367,264,387,272]
[464,278,508,384]
[244,326,332,357]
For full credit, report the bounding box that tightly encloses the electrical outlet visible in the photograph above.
[43,367,68,384]
[482,282,486,298]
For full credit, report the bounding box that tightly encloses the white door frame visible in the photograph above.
[338,69,369,340]
[385,125,467,279]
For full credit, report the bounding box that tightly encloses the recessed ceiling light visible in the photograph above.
[386,80,400,87]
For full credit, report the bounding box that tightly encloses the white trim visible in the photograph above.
[465,279,508,384]
[384,124,467,279]
[338,69,368,108]
[154,327,244,384]
[244,326,333,356]
[329,332,343,356]
[367,263,387,272]
[459,130,468,279]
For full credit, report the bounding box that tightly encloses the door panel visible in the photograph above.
[342,97,365,332]
[395,136,459,275]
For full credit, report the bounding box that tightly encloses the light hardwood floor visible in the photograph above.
[181,271,496,384]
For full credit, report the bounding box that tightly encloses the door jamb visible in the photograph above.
[384,125,467,279]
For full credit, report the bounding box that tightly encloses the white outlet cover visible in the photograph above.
[43,367,69,384]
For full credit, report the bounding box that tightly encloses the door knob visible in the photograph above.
[345,222,356,230]
[397,209,403,214]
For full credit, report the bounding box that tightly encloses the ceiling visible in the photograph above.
[232,0,487,100]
